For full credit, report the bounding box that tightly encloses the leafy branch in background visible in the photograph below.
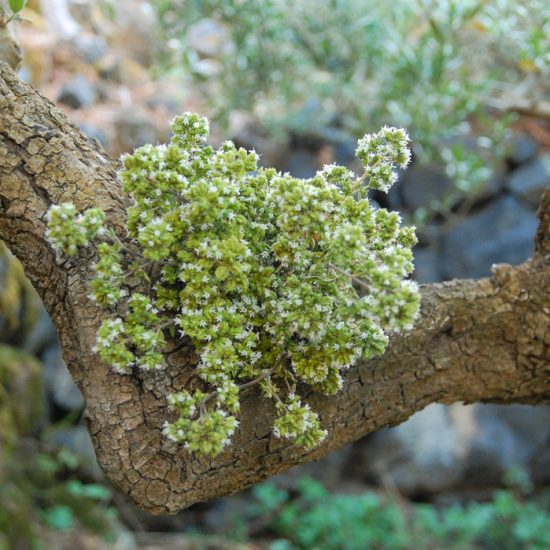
[0,0,25,71]
[0,0,26,26]
[154,0,549,225]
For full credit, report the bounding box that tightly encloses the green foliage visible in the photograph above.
[0,248,122,549]
[0,0,27,25]
[154,0,549,221]
[0,426,121,546]
[255,478,407,550]
[8,0,25,14]
[40,505,74,532]
[245,478,550,550]
[46,112,419,457]
[0,349,120,548]
[46,204,105,257]
[0,243,43,335]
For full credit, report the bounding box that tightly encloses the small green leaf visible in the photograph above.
[57,448,79,471]
[36,453,60,475]
[42,505,74,531]
[81,483,112,501]
[9,0,25,14]
[67,480,112,501]
[428,17,445,44]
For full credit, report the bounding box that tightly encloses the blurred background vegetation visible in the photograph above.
[1,0,550,548]
[155,0,549,225]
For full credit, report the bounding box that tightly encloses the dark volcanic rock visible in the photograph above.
[79,123,108,147]
[348,403,550,496]
[442,195,538,279]
[42,346,84,412]
[114,109,159,152]
[57,75,97,109]
[508,154,550,209]
[413,246,443,283]
[72,35,108,64]
[285,150,318,179]
[399,163,454,213]
[506,134,538,167]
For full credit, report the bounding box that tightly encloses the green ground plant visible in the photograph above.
[243,477,550,549]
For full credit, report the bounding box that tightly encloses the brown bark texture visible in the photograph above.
[1,62,549,513]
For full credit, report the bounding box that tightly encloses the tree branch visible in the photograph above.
[1,62,549,513]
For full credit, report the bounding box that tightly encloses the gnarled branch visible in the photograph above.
[1,62,549,513]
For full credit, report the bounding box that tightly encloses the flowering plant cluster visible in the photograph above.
[46,113,419,457]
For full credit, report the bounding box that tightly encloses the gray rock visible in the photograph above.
[146,93,181,114]
[97,54,122,82]
[22,309,58,355]
[413,246,443,283]
[229,110,290,169]
[316,126,359,169]
[386,169,407,210]
[186,18,232,58]
[46,425,100,472]
[463,405,550,486]
[333,140,357,167]
[201,495,252,534]
[471,170,504,202]
[399,164,454,213]
[508,154,550,209]
[42,345,85,412]
[71,35,108,64]
[94,80,111,102]
[274,445,353,491]
[443,195,538,279]
[57,75,97,109]
[350,404,467,495]
[285,150,318,179]
[349,403,550,496]
[530,437,550,485]
[318,126,355,151]
[112,0,159,67]
[114,109,159,152]
[398,134,501,212]
[506,134,538,167]
[79,123,108,147]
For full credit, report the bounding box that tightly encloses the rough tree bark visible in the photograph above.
[1,61,549,513]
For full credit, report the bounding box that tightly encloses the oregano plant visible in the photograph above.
[46,113,420,457]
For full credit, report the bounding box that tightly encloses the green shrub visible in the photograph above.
[246,477,550,549]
